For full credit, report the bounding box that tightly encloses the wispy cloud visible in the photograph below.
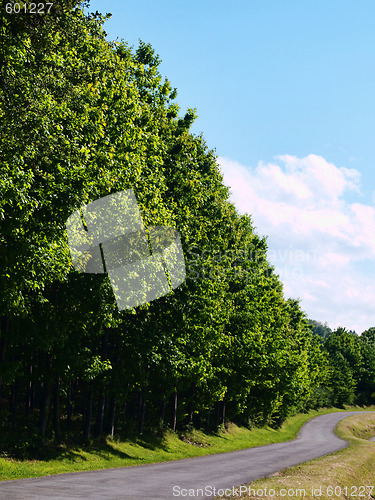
[218,154,375,333]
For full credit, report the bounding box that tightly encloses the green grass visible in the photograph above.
[0,406,374,481]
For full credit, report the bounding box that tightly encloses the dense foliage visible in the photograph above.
[1,3,374,455]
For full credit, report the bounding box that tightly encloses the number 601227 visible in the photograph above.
[6,3,53,14]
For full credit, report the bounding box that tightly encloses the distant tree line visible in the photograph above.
[306,322,375,409]
[1,3,375,457]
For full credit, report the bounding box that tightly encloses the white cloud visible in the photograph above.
[218,154,375,334]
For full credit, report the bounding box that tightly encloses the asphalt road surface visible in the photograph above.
[0,411,373,500]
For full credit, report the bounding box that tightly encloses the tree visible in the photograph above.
[307,319,332,340]
[323,328,362,406]
[0,1,346,450]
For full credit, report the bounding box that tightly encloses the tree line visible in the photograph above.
[1,2,375,456]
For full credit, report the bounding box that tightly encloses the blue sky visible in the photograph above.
[88,1,375,333]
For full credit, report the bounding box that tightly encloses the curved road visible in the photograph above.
[0,411,373,499]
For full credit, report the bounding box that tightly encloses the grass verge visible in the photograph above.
[0,406,374,481]
[218,411,375,500]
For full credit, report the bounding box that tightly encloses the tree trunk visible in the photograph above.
[83,383,93,442]
[95,392,106,437]
[67,378,78,430]
[221,401,226,427]
[206,409,211,432]
[0,317,9,412]
[107,342,120,437]
[187,383,195,428]
[93,329,109,437]
[9,377,19,424]
[159,397,166,430]
[107,396,116,437]
[25,365,33,417]
[53,374,60,439]
[67,380,73,429]
[138,392,145,435]
[122,383,130,421]
[171,389,178,432]
[39,377,52,444]
[215,401,222,429]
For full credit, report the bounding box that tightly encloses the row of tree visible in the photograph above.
[1,3,374,456]
[307,323,375,409]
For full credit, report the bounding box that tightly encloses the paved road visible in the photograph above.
[0,411,373,500]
